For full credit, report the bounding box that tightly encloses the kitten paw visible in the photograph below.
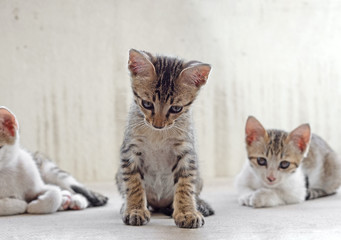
[59,190,72,211]
[238,194,253,207]
[122,208,151,226]
[239,189,281,208]
[69,194,88,210]
[173,211,205,228]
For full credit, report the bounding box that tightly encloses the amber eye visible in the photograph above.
[141,100,154,110]
[257,157,267,166]
[169,106,183,114]
[279,161,290,169]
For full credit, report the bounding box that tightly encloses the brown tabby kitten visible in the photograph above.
[236,116,341,208]
[116,49,214,228]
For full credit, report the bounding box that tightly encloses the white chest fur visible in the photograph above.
[138,134,179,208]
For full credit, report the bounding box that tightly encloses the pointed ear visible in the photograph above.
[179,63,211,88]
[128,49,155,78]
[245,116,267,146]
[0,107,18,138]
[287,124,311,153]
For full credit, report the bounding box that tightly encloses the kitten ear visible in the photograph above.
[287,124,311,153]
[128,49,156,78]
[0,107,19,138]
[179,62,211,88]
[245,116,267,146]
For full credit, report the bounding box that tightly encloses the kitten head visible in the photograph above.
[245,116,311,187]
[128,49,211,130]
[0,107,19,148]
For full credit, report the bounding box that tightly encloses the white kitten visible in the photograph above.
[235,116,341,208]
[0,107,107,215]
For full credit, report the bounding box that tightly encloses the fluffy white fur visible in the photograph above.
[235,162,306,208]
[0,106,88,215]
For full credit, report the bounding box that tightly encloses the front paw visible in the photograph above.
[173,211,205,228]
[238,193,253,207]
[239,189,278,208]
[122,208,151,226]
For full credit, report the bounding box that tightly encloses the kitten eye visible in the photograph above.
[169,106,183,114]
[257,157,267,166]
[279,161,290,169]
[141,100,154,110]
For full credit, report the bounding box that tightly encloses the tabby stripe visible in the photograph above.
[122,169,139,175]
[129,187,141,197]
[133,91,141,99]
[184,101,193,107]
[189,159,196,164]
[121,162,132,168]
[172,151,190,172]
[305,175,309,189]
[122,144,137,154]
[176,189,194,197]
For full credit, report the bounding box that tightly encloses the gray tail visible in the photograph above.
[71,185,108,207]
[306,188,335,200]
[196,197,214,217]
[33,151,108,207]
[155,198,214,217]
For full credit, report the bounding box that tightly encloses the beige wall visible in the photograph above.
[1,0,341,182]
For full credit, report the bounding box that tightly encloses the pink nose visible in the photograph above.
[267,176,276,182]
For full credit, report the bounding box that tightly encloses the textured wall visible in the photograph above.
[1,0,341,181]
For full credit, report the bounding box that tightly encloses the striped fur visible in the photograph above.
[116,49,214,228]
[33,152,108,207]
[236,116,341,208]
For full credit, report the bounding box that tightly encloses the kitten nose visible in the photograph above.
[153,125,164,129]
[267,176,276,182]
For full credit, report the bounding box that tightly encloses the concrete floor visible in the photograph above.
[1,179,341,240]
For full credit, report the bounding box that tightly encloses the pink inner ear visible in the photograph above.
[192,69,210,87]
[296,137,308,152]
[181,64,211,88]
[0,109,17,137]
[128,58,149,76]
[245,116,266,146]
[288,124,311,153]
[128,50,153,77]
[3,117,16,137]
[246,130,259,146]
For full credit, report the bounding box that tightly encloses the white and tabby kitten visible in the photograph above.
[116,49,214,228]
[0,106,107,215]
[236,116,341,208]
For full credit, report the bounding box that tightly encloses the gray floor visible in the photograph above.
[1,179,341,240]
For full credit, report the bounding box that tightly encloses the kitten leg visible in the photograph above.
[245,188,288,208]
[309,152,341,200]
[27,185,62,214]
[0,198,27,216]
[306,188,331,200]
[119,159,150,226]
[69,194,88,210]
[173,174,204,228]
[33,152,108,207]
[59,190,72,210]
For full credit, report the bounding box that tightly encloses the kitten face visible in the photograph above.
[128,49,211,130]
[245,116,311,187]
